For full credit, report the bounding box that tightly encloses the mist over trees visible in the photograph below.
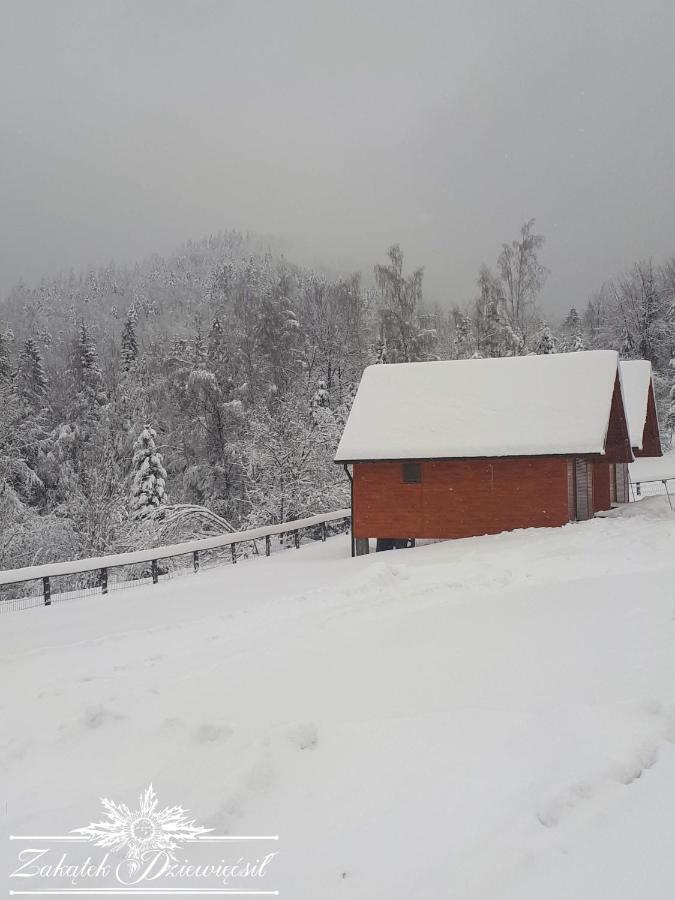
[1,224,674,570]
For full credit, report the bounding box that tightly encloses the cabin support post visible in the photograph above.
[343,464,354,557]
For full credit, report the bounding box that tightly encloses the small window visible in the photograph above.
[402,462,422,484]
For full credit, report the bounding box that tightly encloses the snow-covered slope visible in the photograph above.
[3,500,675,898]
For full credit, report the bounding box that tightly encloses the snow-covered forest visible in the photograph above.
[2,222,675,570]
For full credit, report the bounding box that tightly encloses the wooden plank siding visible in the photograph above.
[575,459,593,521]
[592,461,612,513]
[633,382,662,457]
[615,462,629,503]
[603,373,634,462]
[352,457,571,540]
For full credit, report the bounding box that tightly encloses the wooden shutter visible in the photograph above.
[615,463,628,503]
[575,459,593,520]
[609,464,617,504]
[567,459,577,520]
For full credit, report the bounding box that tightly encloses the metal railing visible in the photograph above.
[630,478,674,507]
[0,509,351,614]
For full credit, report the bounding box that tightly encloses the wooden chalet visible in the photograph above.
[589,360,662,513]
[335,351,640,554]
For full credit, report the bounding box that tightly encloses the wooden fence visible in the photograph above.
[0,509,351,612]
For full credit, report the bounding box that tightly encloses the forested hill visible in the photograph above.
[1,223,674,570]
[0,230,369,570]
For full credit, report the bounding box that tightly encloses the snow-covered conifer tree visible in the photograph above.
[572,330,586,352]
[75,322,105,404]
[131,423,167,517]
[562,306,581,336]
[535,323,556,354]
[15,338,48,407]
[453,314,473,359]
[310,379,332,426]
[121,309,138,371]
[0,330,11,383]
[193,329,207,368]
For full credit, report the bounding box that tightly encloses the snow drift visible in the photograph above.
[2,498,675,898]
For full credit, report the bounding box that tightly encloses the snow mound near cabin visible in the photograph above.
[3,503,675,899]
[602,494,674,519]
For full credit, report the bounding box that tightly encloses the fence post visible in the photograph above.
[193,550,200,572]
[321,522,327,542]
[294,530,300,549]
[43,576,51,606]
[100,567,108,595]
[151,559,158,584]
[231,544,237,564]
[265,535,271,557]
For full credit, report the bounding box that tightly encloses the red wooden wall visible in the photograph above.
[352,457,571,540]
[634,384,662,457]
[604,374,634,463]
[592,462,612,513]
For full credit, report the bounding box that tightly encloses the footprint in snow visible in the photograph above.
[194,723,234,744]
[609,743,659,785]
[287,722,318,751]
[145,654,164,665]
[536,781,594,828]
[83,704,125,729]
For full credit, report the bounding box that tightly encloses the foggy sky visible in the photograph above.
[2,0,675,317]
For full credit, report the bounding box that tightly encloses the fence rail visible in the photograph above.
[0,509,351,613]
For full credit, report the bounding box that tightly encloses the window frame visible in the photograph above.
[402,462,422,484]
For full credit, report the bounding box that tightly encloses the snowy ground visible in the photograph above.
[3,498,675,898]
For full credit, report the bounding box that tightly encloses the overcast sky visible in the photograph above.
[2,0,675,316]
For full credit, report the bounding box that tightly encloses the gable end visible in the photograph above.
[603,373,633,463]
[634,381,662,457]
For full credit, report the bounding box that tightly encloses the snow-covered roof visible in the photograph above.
[619,360,652,450]
[629,449,675,484]
[335,350,621,462]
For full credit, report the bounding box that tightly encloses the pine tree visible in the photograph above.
[562,307,581,335]
[120,309,138,371]
[453,314,473,359]
[0,331,11,383]
[560,307,585,352]
[15,338,48,407]
[75,322,105,404]
[310,379,332,426]
[535,323,556,354]
[572,330,586,352]
[193,328,207,368]
[131,423,167,517]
